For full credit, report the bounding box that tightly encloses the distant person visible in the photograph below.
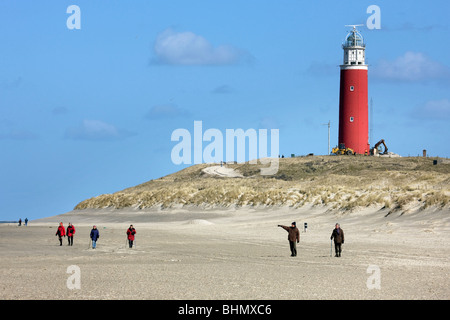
[330,223,344,257]
[90,225,100,249]
[278,222,300,257]
[18,218,22,226]
[126,225,136,248]
[66,223,76,246]
[24,218,28,226]
[55,222,66,246]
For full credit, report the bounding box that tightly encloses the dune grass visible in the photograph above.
[74,155,450,213]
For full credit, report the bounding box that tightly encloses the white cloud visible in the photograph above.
[65,119,135,141]
[151,28,249,66]
[371,51,450,82]
[412,99,450,120]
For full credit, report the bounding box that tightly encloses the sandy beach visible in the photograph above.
[1,205,449,300]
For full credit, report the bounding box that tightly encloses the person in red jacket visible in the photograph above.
[126,225,136,248]
[55,222,66,246]
[66,223,76,246]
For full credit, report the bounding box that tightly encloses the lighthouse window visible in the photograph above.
[350,86,354,91]
[350,117,354,122]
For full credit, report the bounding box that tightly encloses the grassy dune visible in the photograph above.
[74,156,450,213]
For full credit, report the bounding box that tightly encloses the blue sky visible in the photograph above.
[1,0,449,220]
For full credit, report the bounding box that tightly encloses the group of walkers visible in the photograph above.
[53,220,344,256]
[55,223,136,249]
[17,218,28,226]
[278,222,344,257]
[55,222,76,246]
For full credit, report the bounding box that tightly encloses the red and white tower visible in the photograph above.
[338,25,370,155]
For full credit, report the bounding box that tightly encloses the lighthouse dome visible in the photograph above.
[344,30,365,48]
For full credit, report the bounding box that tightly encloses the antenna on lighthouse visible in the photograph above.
[345,24,364,30]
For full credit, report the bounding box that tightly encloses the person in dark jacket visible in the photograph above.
[55,222,66,246]
[126,225,136,248]
[330,223,344,257]
[90,225,100,249]
[278,222,300,257]
[66,223,76,246]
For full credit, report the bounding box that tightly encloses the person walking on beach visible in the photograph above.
[66,223,76,246]
[90,225,100,249]
[24,218,28,226]
[126,225,136,248]
[330,223,344,257]
[18,218,22,226]
[278,222,300,257]
[55,222,66,246]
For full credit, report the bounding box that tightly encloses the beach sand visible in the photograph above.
[1,205,449,300]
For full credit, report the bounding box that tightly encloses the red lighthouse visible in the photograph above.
[338,25,370,155]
